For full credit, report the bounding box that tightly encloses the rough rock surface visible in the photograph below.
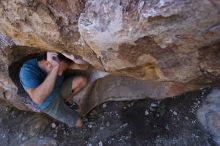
[0,88,216,146]
[0,0,219,110]
[197,88,220,145]
[75,75,202,115]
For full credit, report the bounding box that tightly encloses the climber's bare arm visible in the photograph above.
[61,52,91,70]
[26,64,59,105]
[68,63,90,70]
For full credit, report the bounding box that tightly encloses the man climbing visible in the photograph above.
[19,52,89,128]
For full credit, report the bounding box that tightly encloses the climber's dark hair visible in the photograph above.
[36,52,73,64]
[57,53,73,64]
[36,52,47,62]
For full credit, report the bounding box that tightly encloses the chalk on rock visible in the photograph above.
[51,123,56,129]
[150,103,157,107]
[88,124,93,128]
[145,109,149,116]
[106,122,110,127]
[21,136,27,141]
[90,71,110,82]
[102,103,107,108]
[173,111,178,116]
[98,141,103,146]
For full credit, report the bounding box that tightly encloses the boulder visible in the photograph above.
[0,0,219,111]
[197,88,220,145]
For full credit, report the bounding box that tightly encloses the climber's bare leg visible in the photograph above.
[64,76,87,105]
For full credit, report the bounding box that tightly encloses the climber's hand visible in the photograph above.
[47,52,60,67]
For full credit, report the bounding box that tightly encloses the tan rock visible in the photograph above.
[0,0,219,112]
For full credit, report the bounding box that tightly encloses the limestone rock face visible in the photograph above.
[0,0,219,111]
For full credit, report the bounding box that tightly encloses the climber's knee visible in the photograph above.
[71,76,87,94]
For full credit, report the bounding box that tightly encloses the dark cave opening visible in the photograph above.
[8,51,46,97]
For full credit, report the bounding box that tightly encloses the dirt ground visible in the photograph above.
[0,87,217,146]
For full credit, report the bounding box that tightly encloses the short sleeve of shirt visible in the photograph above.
[19,65,41,90]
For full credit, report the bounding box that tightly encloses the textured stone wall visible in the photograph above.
[0,0,219,110]
[197,88,220,145]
